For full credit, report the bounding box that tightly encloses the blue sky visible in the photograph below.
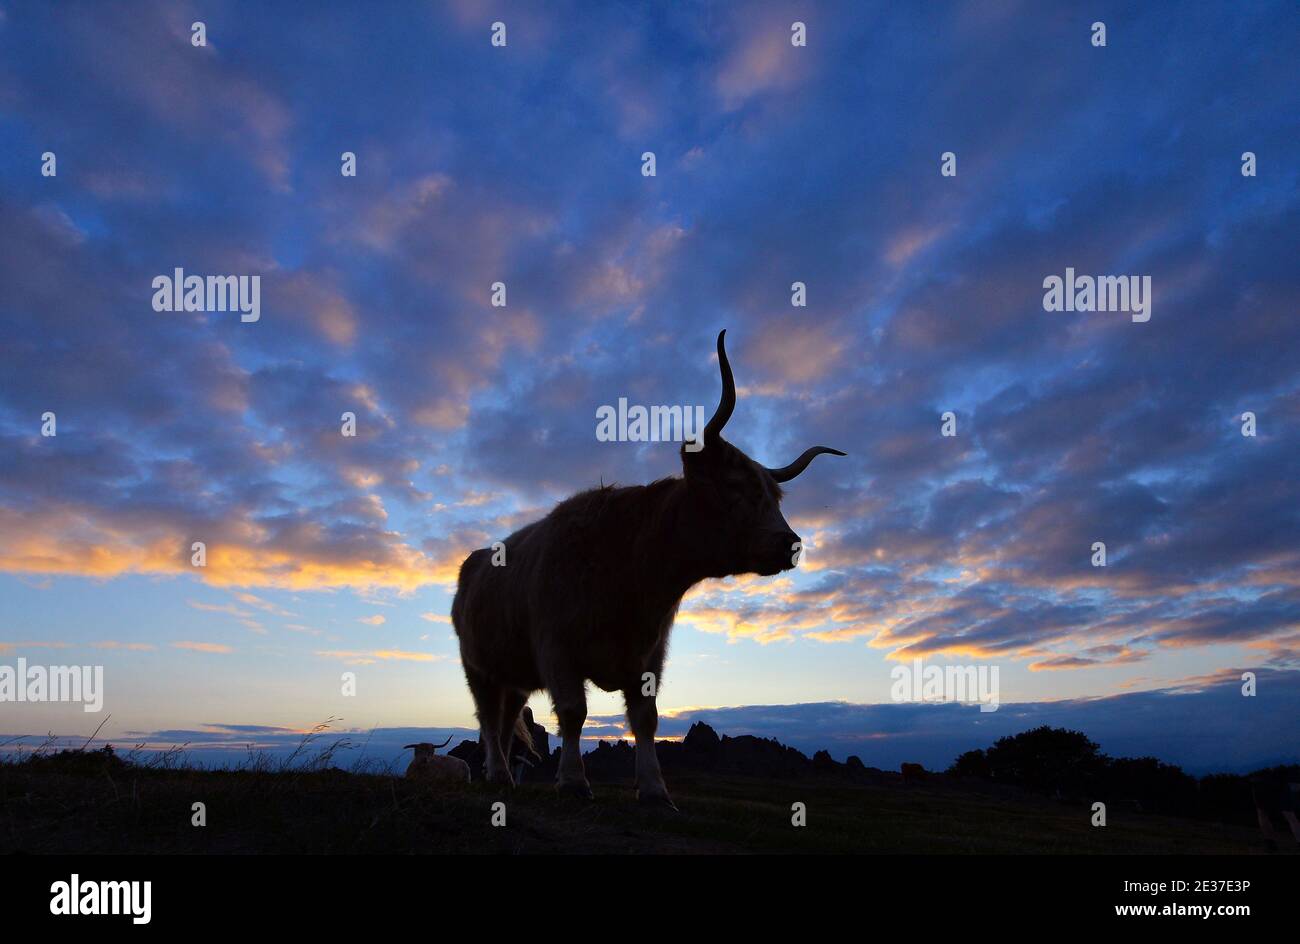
[0,1,1297,772]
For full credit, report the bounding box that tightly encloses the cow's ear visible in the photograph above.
[680,439,705,477]
[680,438,722,481]
[680,441,695,477]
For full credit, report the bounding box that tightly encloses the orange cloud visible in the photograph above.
[172,641,234,654]
[0,640,72,653]
[0,505,469,593]
[314,649,443,665]
[715,16,809,109]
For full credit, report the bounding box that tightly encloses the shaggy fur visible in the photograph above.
[451,331,842,806]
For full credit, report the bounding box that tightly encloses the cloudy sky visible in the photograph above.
[1,1,1296,773]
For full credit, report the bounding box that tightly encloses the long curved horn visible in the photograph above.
[766,446,846,483]
[701,329,735,448]
[434,734,453,750]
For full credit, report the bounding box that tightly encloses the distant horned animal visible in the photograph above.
[452,330,844,807]
[403,735,471,784]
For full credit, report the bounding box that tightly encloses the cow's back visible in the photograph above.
[450,481,687,693]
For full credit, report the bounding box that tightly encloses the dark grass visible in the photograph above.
[0,751,1283,854]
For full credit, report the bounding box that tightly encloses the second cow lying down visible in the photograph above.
[403,735,470,784]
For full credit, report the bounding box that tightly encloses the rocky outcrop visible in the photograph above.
[449,721,890,785]
[446,738,482,775]
[447,709,555,783]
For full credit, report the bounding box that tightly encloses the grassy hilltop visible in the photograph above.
[0,746,1282,855]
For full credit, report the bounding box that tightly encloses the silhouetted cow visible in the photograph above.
[452,331,843,807]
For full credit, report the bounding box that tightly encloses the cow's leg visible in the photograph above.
[464,665,512,785]
[623,686,673,808]
[624,641,674,809]
[548,674,592,799]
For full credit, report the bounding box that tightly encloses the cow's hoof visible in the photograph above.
[556,780,594,801]
[637,790,679,812]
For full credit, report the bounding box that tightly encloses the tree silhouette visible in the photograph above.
[978,725,1105,794]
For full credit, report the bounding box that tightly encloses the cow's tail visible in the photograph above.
[513,712,534,752]
[512,712,541,764]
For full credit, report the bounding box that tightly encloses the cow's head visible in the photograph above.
[681,330,844,578]
[403,734,454,759]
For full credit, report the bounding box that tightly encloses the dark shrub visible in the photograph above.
[1104,756,1198,816]
[948,748,990,779]
[983,726,1106,794]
